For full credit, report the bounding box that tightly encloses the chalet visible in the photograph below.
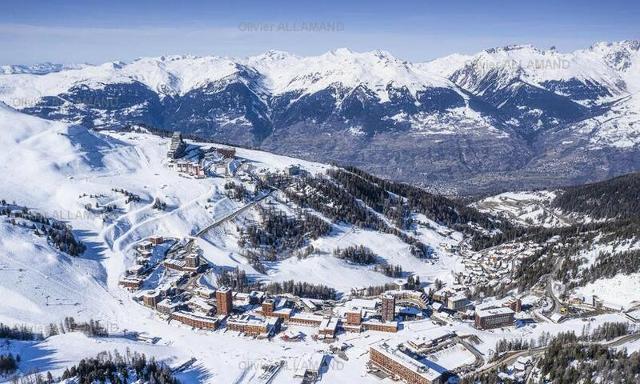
[394,278,408,290]
[513,356,533,374]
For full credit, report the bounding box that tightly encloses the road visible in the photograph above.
[542,255,565,315]
[473,332,640,376]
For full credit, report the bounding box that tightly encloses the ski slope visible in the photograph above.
[1,103,637,382]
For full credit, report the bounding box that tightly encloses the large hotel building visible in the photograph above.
[369,343,442,384]
[474,307,515,329]
[216,287,233,315]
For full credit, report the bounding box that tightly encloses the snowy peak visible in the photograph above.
[444,41,639,102]
[484,43,542,54]
[248,49,300,62]
[0,42,640,194]
[1,42,637,100]
[0,49,460,106]
[0,62,88,75]
[590,40,640,54]
[245,48,455,99]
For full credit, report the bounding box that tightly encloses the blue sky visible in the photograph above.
[1,0,638,65]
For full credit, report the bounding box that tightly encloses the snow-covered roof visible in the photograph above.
[476,307,514,317]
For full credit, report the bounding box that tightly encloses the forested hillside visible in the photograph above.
[552,172,640,219]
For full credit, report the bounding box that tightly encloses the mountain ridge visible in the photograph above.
[2,40,640,195]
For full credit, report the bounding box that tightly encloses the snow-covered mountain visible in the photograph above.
[1,100,639,383]
[1,41,640,194]
[0,103,494,380]
[0,62,88,75]
[0,102,481,320]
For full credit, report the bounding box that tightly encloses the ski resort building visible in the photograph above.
[407,330,455,351]
[142,290,162,308]
[381,294,396,322]
[293,353,326,383]
[187,297,216,316]
[156,298,184,315]
[446,295,470,312]
[318,317,339,339]
[216,287,233,315]
[176,160,206,178]
[226,315,280,336]
[215,147,236,159]
[194,286,215,299]
[171,310,220,330]
[167,132,186,159]
[474,307,515,329]
[503,297,522,313]
[346,309,362,325]
[369,343,443,384]
[362,319,398,333]
[261,299,275,316]
[119,276,144,290]
[288,312,324,327]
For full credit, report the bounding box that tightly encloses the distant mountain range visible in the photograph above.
[1,41,640,194]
